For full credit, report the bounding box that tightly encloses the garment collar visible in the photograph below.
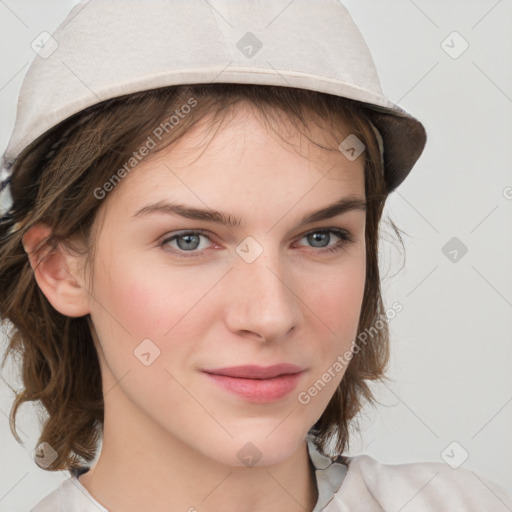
[306,434,349,511]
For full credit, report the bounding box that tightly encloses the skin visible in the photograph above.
[23,101,366,512]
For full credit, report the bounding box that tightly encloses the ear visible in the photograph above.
[22,223,91,317]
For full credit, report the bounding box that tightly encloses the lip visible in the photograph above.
[203,364,304,379]
[202,364,305,403]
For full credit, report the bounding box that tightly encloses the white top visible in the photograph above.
[30,436,512,512]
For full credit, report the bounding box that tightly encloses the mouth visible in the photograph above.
[201,364,305,403]
[202,363,305,379]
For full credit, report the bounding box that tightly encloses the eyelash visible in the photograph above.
[158,228,354,259]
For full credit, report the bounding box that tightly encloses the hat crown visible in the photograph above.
[3,0,427,194]
[5,0,386,163]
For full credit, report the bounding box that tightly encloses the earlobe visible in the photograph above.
[22,223,90,318]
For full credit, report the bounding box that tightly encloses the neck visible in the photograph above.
[78,383,319,512]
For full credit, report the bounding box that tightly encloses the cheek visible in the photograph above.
[90,264,166,342]
[297,248,366,376]
[293,256,365,416]
[306,253,366,338]
[87,253,206,405]
[91,250,196,338]
[88,250,223,376]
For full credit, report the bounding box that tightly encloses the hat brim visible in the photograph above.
[361,102,427,192]
[5,73,426,195]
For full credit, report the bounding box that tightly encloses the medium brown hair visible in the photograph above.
[0,83,392,472]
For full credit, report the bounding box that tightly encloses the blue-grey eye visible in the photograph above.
[176,233,201,250]
[161,231,211,252]
[306,231,337,248]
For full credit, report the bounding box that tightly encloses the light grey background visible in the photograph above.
[1,1,511,511]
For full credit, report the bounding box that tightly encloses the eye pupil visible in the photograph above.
[308,232,329,248]
[177,234,201,250]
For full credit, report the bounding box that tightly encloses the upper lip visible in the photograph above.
[202,364,304,379]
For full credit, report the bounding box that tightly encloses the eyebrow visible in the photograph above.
[133,196,366,229]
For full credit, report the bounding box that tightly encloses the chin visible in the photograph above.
[202,429,309,468]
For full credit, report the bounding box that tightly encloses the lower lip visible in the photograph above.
[203,372,303,403]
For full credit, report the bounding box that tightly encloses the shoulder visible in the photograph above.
[30,479,66,512]
[30,474,108,512]
[326,454,512,512]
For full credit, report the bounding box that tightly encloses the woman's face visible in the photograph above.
[85,101,366,467]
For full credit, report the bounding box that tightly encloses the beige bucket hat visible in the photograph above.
[1,0,426,216]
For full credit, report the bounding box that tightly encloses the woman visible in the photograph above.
[0,1,511,511]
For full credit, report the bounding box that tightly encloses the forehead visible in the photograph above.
[167,100,357,164]
[100,100,366,220]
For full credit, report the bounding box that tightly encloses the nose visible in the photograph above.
[223,241,303,342]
